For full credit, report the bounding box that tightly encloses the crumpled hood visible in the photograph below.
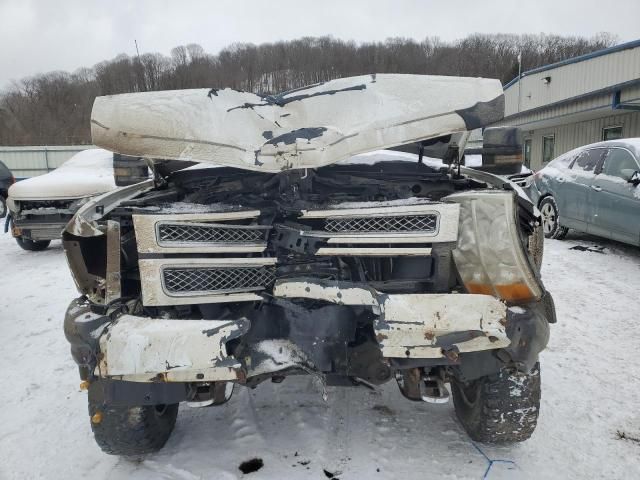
[91,74,504,173]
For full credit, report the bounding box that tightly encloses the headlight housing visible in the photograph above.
[447,191,542,304]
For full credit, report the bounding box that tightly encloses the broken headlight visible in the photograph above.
[447,191,542,304]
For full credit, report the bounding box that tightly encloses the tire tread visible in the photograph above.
[89,403,179,456]
[452,364,541,444]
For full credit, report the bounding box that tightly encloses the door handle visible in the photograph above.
[591,185,602,192]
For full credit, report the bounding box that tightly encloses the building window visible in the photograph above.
[542,135,555,163]
[602,126,623,141]
[523,139,532,167]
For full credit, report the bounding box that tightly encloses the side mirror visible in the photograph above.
[621,169,640,185]
[468,127,524,175]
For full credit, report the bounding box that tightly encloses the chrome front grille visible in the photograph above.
[324,214,438,234]
[157,223,265,244]
[163,265,276,294]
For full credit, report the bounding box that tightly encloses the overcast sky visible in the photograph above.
[1,0,639,89]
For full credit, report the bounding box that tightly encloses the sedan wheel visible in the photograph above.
[539,196,568,240]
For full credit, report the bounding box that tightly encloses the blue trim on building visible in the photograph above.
[613,90,640,111]
[503,76,520,90]
[503,38,640,90]
[500,78,640,123]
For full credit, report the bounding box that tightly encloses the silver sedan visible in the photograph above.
[525,139,640,246]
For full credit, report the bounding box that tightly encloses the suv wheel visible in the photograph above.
[15,236,51,251]
[539,196,568,239]
[89,402,179,456]
[451,363,541,444]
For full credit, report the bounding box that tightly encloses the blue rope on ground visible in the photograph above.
[470,442,517,479]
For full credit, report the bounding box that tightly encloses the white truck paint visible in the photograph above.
[91,74,503,173]
[97,316,248,382]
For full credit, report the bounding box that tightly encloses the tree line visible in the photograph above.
[0,33,615,145]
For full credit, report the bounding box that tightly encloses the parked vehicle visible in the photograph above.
[62,74,555,455]
[525,139,640,245]
[0,160,16,218]
[5,149,117,251]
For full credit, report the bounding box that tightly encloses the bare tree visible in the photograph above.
[0,33,618,145]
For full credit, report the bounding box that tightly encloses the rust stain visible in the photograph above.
[235,368,247,384]
[424,331,435,340]
[442,349,459,362]
[150,372,168,383]
[376,333,388,342]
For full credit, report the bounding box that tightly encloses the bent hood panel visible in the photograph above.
[91,74,504,173]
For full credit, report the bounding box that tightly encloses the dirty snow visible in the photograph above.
[0,229,639,479]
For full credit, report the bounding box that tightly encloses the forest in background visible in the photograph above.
[0,33,616,145]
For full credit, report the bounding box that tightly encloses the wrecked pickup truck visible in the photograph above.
[62,74,554,455]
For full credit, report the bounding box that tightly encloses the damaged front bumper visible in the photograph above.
[65,280,551,394]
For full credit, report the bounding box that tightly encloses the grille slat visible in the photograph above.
[163,266,275,294]
[158,223,265,244]
[324,214,437,234]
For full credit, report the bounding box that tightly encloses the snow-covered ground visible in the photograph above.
[0,229,639,479]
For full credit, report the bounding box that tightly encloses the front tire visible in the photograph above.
[539,196,568,239]
[89,402,179,456]
[15,236,51,251]
[452,363,541,444]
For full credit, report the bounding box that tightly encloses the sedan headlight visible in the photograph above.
[446,191,542,304]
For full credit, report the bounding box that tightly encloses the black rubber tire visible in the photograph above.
[89,402,179,456]
[15,236,51,251]
[0,197,6,218]
[539,196,568,240]
[451,363,541,444]
[528,224,544,272]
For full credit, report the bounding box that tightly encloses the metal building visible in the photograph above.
[0,145,96,179]
[491,39,640,170]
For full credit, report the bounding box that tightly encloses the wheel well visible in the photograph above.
[537,194,553,208]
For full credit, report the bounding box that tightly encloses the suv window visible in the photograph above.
[571,148,605,173]
[602,148,639,178]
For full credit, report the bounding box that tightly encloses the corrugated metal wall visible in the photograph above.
[525,111,640,170]
[494,92,613,129]
[0,146,96,178]
[505,43,640,116]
